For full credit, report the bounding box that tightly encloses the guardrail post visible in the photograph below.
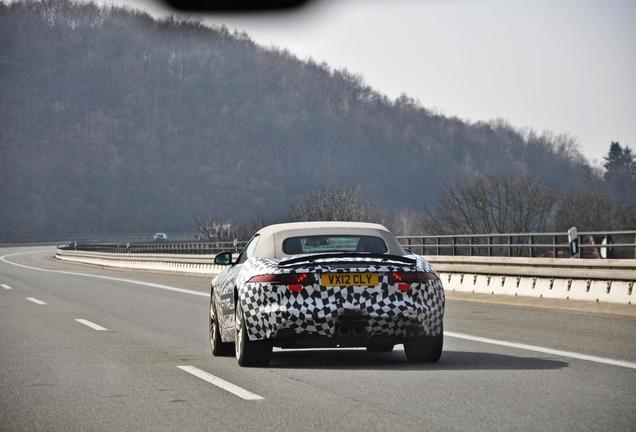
[452,237,456,256]
[435,237,439,255]
[529,235,534,258]
[507,236,511,257]
[552,235,557,258]
[469,237,473,256]
[488,236,492,257]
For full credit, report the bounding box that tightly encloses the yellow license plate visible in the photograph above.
[320,273,379,286]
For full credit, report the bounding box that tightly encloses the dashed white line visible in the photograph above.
[177,365,264,400]
[25,297,46,305]
[74,318,108,331]
[1,283,12,290]
[446,331,636,370]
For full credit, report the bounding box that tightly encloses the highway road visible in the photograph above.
[1,246,635,432]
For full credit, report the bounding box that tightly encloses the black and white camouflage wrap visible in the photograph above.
[214,255,444,342]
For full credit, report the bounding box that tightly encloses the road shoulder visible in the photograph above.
[446,291,636,317]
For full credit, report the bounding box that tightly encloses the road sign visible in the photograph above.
[568,227,579,257]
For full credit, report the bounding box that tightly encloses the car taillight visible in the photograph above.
[247,273,311,292]
[288,284,303,292]
[397,283,411,292]
[390,271,438,285]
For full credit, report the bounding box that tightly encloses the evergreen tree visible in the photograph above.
[603,141,636,200]
[603,142,625,177]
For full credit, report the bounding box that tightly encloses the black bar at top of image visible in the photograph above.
[160,0,313,12]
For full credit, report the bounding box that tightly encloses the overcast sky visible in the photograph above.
[98,0,635,163]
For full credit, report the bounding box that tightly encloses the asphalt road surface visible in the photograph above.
[1,247,635,432]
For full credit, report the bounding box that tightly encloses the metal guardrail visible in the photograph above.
[58,240,248,255]
[396,231,636,259]
[2,231,203,245]
[57,230,636,259]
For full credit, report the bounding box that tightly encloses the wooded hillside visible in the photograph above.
[0,1,600,239]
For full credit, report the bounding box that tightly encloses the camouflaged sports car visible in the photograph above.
[209,221,445,367]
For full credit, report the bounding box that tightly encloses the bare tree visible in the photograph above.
[193,215,270,242]
[291,186,380,222]
[555,189,636,231]
[432,170,557,234]
[194,217,233,241]
[384,209,436,236]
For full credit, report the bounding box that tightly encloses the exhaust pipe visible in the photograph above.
[337,323,351,336]
[352,324,366,337]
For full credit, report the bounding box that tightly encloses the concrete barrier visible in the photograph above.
[426,255,636,279]
[55,249,226,275]
[55,250,636,305]
[430,256,635,305]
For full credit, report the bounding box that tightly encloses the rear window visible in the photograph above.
[282,235,388,255]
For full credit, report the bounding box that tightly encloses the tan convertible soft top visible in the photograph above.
[251,221,405,259]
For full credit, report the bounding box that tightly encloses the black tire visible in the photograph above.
[366,343,395,353]
[235,300,272,367]
[209,294,234,356]
[404,331,443,363]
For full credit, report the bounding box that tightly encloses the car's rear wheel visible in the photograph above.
[366,343,394,353]
[235,299,272,367]
[404,330,443,363]
[209,294,234,356]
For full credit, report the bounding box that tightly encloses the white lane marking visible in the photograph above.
[0,252,208,298]
[177,365,264,400]
[1,283,12,290]
[74,318,108,331]
[25,297,46,305]
[446,331,636,370]
[4,251,634,371]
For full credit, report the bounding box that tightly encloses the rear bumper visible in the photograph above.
[272,331,406,349]
[239,280,445,341]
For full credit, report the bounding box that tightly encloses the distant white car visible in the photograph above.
[209,221,445,367]
[153,232,168,241]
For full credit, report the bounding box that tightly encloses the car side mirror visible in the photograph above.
[214,251,233,265]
